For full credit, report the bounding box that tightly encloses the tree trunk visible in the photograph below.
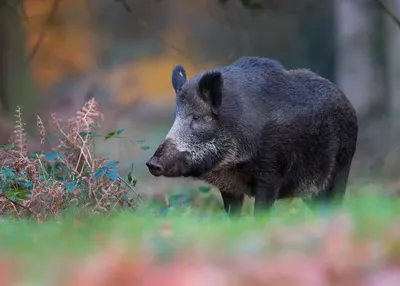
[334,0,389,175]
[384,0,400,175]
[0,6,14,145]
[0,5,41,149]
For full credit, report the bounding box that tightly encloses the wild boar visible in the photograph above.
[146,56,358,217]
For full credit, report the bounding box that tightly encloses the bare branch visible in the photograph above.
[0,193,36,217]
[0,0,22,20]
[20,0,30,23]
[114,2,202,66]
[25,0,60,63]
[373,0,400,29]
[114,0,132,12]
[136,17,191,58]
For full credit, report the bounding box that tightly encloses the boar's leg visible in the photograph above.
[303,163,351,212]
[220,191,244,218]
[253,181,280,217]
[325,163,351,206]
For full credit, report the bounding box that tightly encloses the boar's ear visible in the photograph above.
[171,64,187,92]
[198,71,223,116]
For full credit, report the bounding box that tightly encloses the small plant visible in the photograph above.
[0,98,139,221]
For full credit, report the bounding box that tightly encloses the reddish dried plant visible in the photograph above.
[0,98,138,221]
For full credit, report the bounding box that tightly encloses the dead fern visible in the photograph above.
[12,106,27,156]
[36,115,46,147]
[0,98,139,221]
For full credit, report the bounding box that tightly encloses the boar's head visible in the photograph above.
[146,64,226,178]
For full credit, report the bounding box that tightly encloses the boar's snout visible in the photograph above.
[146,139,191,178]
[146,156,163,177]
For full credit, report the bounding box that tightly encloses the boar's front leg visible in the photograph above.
[220,191,244,218]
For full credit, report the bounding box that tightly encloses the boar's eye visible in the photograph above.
[192,115,200,121]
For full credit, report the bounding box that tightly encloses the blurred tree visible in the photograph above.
[0,5,13,145]
[190,0,335,80]
[335,0,400,173]
[383,0,400,175]
[221,0,398,174]
[0,2,40,147]
[297,0,334,81]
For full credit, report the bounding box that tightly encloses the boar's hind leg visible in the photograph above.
[220,191,244,218]
[304,163,351,212]
[253,181,281,217]
[328,163,351,205]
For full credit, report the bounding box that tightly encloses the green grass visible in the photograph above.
[0,193,398,257]
[0,192,399,285]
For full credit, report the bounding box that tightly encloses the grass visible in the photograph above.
[0,193,400,285]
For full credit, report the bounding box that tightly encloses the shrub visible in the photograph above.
[0,98,139,221]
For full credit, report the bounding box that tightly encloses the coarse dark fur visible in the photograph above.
[146,56,358,218]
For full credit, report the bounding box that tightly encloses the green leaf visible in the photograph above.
[105,129,124,140]
[104,160,119,169]
[127,168,133,183]
[0,144,14,150]
[127,164,137,186]
[28,150,42,159]
[140,145,150,151]
[105,131,116,140]
[127,173,137,187]
[136,139,146,144]
[106,169,119,180]
[65,181,77,193]
[0,168,16,180]
[24,181,33,189]
[6,189,29,200]
[94,167,107,180]
[79,131,96,138]
[44,151,65,162]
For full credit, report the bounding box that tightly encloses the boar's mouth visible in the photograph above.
[145,139,191,178]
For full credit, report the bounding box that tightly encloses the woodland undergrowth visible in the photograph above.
[0,98,139,221]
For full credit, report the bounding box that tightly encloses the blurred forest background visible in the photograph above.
[1,0,400,200]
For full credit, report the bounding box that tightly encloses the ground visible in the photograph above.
[1,192,400,286]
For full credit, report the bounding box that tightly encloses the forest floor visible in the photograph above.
[1,193,400,286]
